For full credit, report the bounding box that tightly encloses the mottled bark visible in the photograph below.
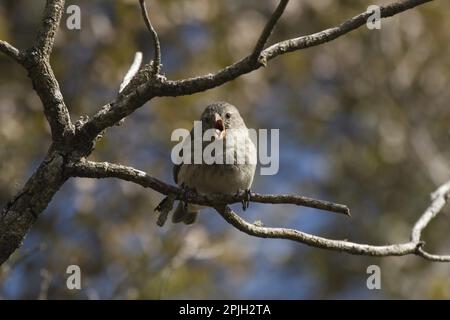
[0,150,66,264]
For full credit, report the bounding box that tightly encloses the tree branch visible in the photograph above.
[66,160,350,216]
[23,57,75,145]
[0,0,73,265]
[215,205,418,257]
[119,51,143,93]
[0,151,66,265]
[35,0,66,58]
[22,0,74,146]
[1,1,73,145]
[74,0,433,145]
[411,181,450,243]
[259,0,434,64]
[0,40,23,63]
[416,248,450,262]
[213,180,450,261]
[139,0,161,75]
[156,0,434,96]
[409,181,450,262]
[251,0,289,64]
[67,160,450,262]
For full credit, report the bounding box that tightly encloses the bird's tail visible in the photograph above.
[172,202,198,225]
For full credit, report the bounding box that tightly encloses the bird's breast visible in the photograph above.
[178,138,256,194]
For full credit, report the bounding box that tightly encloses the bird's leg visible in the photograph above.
[180,183,189,211]
[245,188,251,210]
[180,184,198,211]
[238,189,252,211]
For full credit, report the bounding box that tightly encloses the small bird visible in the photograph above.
[172,102,257,224]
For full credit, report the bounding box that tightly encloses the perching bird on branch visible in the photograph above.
[172,102,257,224]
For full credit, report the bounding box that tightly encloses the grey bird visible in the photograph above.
[172,102,257,224]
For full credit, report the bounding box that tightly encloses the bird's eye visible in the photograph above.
[225,113,231,119]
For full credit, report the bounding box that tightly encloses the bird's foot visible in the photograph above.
[239,189,252,211]
[179,183,189,211]
[180,183,197,211]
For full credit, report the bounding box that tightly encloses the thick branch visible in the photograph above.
[20,0,75,146]
[24,57,75,145]
[35,0,66,58]
[0,150,67,265]
[67,160,350,216]
[1,1,73,145]
[0,0,73,265]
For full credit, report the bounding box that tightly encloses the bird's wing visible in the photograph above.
[173,128,195,184]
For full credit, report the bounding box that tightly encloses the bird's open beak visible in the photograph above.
[213,113,226,139]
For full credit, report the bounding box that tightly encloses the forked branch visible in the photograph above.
[75,0,434,144]
[139,0,161,75]
[67,160,450,262]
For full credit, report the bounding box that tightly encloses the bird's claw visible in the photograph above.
[241,189,251,211]
[179,183,189,211]
[180,183,197,211]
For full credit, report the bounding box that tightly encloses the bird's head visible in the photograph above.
[200,102,246,140]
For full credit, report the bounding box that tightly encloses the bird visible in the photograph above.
[172,102,257,225]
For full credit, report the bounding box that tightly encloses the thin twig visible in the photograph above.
[119,52,143,93]
[411,182,450,242]
[416,247,450,262]
[139,0,161,75]
[215,205,418,257]
[250,193,349,216]
[251,0,289,65]
[0,40,23,63]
